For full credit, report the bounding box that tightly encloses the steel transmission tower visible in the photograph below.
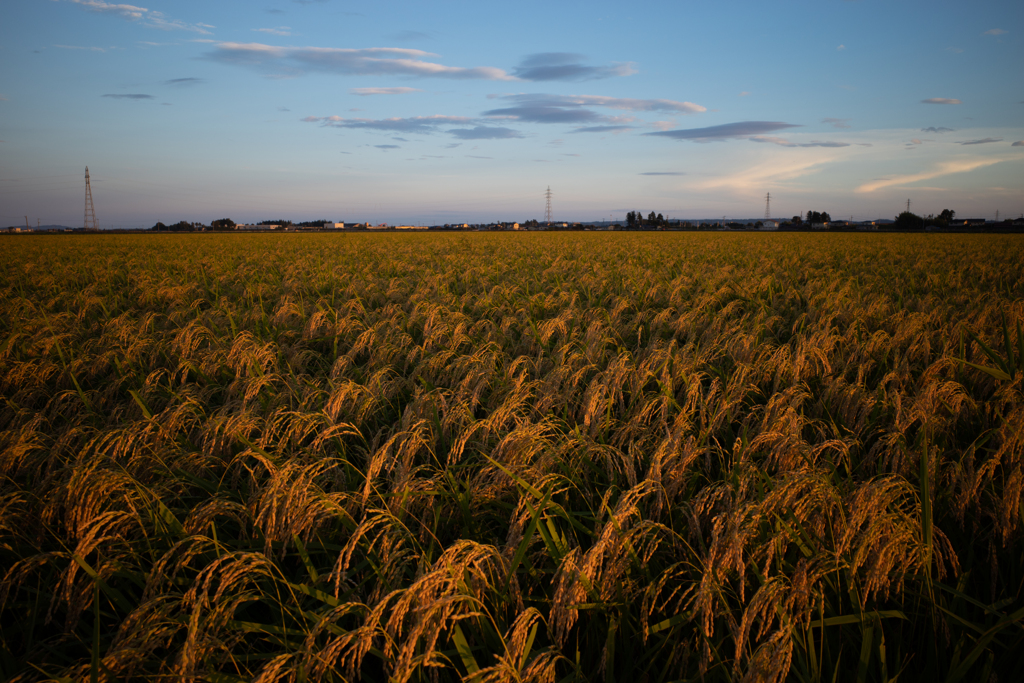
[83,167,98,230]
[764,192,771,221]
[544,186,553,224]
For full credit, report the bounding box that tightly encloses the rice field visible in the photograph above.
[1,231,1022,682]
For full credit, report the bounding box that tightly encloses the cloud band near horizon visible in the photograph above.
[856,158,1004,192]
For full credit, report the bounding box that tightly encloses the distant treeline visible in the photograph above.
[149,219,335,231]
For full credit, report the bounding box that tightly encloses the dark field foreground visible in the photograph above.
[1,232,1023,682]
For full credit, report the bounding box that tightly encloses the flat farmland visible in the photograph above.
[1,232,1022,681]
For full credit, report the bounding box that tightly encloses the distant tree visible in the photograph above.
[150,221,167,231]
[821,212,831,223]
[791,215,803,225]
[648,211,657,226]
[626,211,636,229]
[211,218,235,230]
[939,208,956,223]
[894,211,925,230]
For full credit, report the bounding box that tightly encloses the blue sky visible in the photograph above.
[1,0,1021,227]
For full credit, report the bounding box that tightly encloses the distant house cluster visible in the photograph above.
[6,215,1024,235]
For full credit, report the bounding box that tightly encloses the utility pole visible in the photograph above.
[906,199,911,214]
[544,186,553,224]
[764,192,771,221]
[25,216,29,230]
[84,167,98,230]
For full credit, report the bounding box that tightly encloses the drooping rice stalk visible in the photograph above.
[0,232,1022,681]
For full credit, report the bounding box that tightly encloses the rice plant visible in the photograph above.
[1,232,1022,681]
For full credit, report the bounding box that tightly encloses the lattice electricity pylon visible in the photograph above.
[84,166,98,230]
[764,192,771,221]
[544,186,553,224]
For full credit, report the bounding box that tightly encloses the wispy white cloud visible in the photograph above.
[255,27,291,36]
[303,114,527,140]
[67,0,212,34]
[69,0,146,20]
[856,158,1004,192]
[482,93,703,129]
[823,118,851,128]
[983,29,1007,35]
[739,91,750,96]
[207,43,513,80]
[350,87,422,96]
[921,127,954,133]
[960,138,1002,145]
[537,94,704,114]
[147,15,213,33]
[837,44,846,51]
[695,155,835,192]
[922,98,961,104]
[486,93,703,114]
[102,93,154,99]
[302,114,472,133]
[54,44,110,52]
